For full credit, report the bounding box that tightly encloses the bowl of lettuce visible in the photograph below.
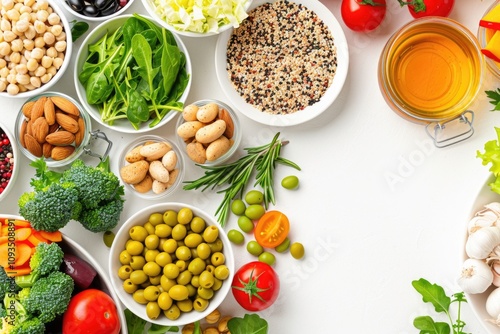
[141,0,251,37]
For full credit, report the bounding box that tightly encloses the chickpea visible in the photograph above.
[43,31,55,45]
[16,73,29,85]
[1,19,12,31]
[33,19,45,34]
[39,72,51,83]
[55,31,65,41]
[2,0,14,10]
[30,47,43,59]
[6,8,20,21]
[45,46,56,57]
[47,12,59,25]
[40,55,51,68]
[3,30,16,42]
[19,5,32,14]
[15,18,29,32]
[33,36,44,48]
[24,25,35,40]
[0,80,6,92]
[34,65,45,77]
[6,83,19,95]
[49,25,61,37]
[9,52,21,64]
[0,59,6,68]
[0,67,9,78]
[7,72,17,84]
[15,63,27,74]
[54,40,65,52]
[11,39,23,52]
[29,76,40,88]
[36,9,48,22]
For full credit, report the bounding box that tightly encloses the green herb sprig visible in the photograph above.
[486,88,500,111]
[412,278,470,334]
[183,133,301,226]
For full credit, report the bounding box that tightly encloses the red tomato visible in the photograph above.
[254,210,290,248]
[62,289,121,334]
[231,261,280,311]
[405,0,454,18]
[341,0,387,32]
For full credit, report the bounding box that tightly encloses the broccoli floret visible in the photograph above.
[10,317,45,334]
[15,243,64,288]
[78,197,124,232]
[18,182,81,232]
[0,267,18,301]
[23,271,74,323]
[62,157,124,209]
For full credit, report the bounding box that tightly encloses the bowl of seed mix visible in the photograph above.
[214,0,349,126]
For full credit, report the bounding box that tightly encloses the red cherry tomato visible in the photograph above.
[341,0,387,32]
[62,289,121,334]
[405,0,454,18]
[231,261,280,311]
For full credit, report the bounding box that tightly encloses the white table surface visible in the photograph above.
[2,0,500,332]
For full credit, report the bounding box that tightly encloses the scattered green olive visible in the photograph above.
[103,230,115,247]
[245,204,266,220]
[258,251,276,266]
[245,189,264,204]
[281,175,299,189]
[237,216,254,233]
[227,229,244,245]
[290,242,305,259]
[275,237,290,253]
[231,199,246,216]
[246,240,264,256]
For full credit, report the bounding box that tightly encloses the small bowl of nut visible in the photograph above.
[0,0,72,98]
[175,100,241,166]
[14,92,111,168]
[119,135,184,199]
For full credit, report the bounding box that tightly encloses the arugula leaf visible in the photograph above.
[412,278,451,314]
[227,314,268,334]
[486,89,500,111]
[413,316,450,334]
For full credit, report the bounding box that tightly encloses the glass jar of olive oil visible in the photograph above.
[379,17,483,148]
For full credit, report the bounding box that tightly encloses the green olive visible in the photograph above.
[258,251,276,266]
[143,222,155,235]
[177,298,193,312]
[176,260,187,271]
[155,252,173,267]
[162,239,177,253]
[197,286,214,299]
[196,243,211,260]
[237,216,254,233]
[231,199,246,215]
[205,264,215,274]
[176,270,192,285]
[157,291,173,310]
[208,238,223,253]
[184,233,203,248]
[143,285,161,302]
[129,270,148,285]
[186,283,197,297]
[177,207,193,224]
[193,297,209,312]
[143,261,162,277]
[161,276,176,292]
[188,257,206,275]
[149,275,161,286]
[122,279,138,294]
[163,210,178,227]
[290,242,305,259]
[202,225,219,243]
[144,249,160,263]
[198,270,214,288]
[119,250,131,265]
[227,229,244,245]
[129,225,149,242]
[133,289,148,304]
[245,190,264,204]
[214,265,229,280]
[129,256,146,270]
[163,263,180,279]
[244,204,265,220]
[281,175,299,189]
[126,240,144,256]
[168,284,189,301]
[146,301,161,319]
[246,240,264,256]
[175,245,192,261]
[275,237,290,253]
[118,265,133,280]
[212,278,223,291]
[155,224,172,238]
[211,252,225,266]
[103,230,115,247]
[191,275,200,288]
[171,224,187,241]
[164,304,181,320]
[149,212,164,226]
[144,234,160,250]
[190,216,206,233]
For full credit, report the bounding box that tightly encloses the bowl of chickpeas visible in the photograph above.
[0,0,72,98]
[109,203,235,326]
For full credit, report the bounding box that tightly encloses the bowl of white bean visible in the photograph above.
[0,0,72,98]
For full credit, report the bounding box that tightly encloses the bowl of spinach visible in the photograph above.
[74,14,192,133]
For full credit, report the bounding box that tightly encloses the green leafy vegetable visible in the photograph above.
[227,313,269,334]
[183,133,301,226]
[125,309,179,334]
[486,88,500,111]
[412,278,469,334]
[70,20,89,42]
[477,127,500,194]
[397,0,426,12]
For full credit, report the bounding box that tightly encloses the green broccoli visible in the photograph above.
[10,317,45,334]
[0,266,18,301]
[78,197,125,232]
[23,271,74,323]
[18,182,81,232]
[15,242,64,288]
[1,294,45,334]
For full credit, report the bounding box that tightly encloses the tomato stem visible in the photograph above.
[397,0,426,12]
[359,0,386,6]
[232,268,271,304]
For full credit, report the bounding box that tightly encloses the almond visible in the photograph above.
[49,123,60,134]
[42,142,53,158]
[31,96,46,121]
[218,108,234,139]
[22,101,35,119]
[43,98,56,125]
[46,131,75,146]
[24,133,42,157]
[51,146,75,160]
[50,96,80,116]
[32,117,49,144]
[19,120,27,147]
[26,119,33,136]
[55,112,79,133]
[75,117,85,147]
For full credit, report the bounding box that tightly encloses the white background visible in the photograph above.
[2,0,500,332]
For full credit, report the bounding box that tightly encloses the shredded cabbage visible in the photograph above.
[153,0,249,33]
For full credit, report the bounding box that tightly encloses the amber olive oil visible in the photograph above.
[379,18,483,123]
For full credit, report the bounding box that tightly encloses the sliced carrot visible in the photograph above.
[0,225,9,237]
[29,231,48,245]
[0,236,8,244]
[38,230,62,242]
[15,227,32,241]
[14,243,32,267]
[0,242,10,267]
[5,263,32,277]
[12,219,31,228]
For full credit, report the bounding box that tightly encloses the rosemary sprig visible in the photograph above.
[183,132,301,226]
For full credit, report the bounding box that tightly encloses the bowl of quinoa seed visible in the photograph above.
[214,0,349,127]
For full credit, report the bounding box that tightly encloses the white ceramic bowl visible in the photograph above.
[0,121,18,202]
[60,0,135,22]
[214,0,348,127]
[0,0,72,99]
[141,0,251,37]
[74,14,192,134]
[118,135,185,199]
[109,203,235,327]
[175,99,241,166]
[1,214,128,333]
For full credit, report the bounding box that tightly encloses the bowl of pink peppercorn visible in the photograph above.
[0,120,18,201]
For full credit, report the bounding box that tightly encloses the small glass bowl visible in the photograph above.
[15,92,94,168]
[478,1,500,79]
[0,120,19,202]
[119,135,185,200]
[175,99,241,166]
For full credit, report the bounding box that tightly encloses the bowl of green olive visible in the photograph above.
[108,203,235,326]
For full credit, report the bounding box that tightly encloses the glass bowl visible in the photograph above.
[175,99,241,166]
[118,135,185,199]
[0,120,19,202]
[478,1,500,79]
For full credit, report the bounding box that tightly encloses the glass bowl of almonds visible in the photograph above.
[175,99,241,166]
[0,0,72,98]
[14,91,95,167]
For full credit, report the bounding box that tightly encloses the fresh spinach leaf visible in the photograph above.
[227,314,268,334]
[127,90,150,129]
[70,20,89,42]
